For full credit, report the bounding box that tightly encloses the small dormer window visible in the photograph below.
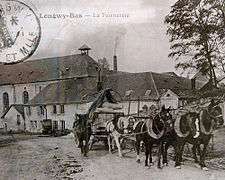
[145,90,151,96]
[125,90,133,97]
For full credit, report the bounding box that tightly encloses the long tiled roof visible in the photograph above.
[103,72,159,100]
[151,72,191,91]
[28,71,198,105]
[0,54,100,85]
[27,77,98,105]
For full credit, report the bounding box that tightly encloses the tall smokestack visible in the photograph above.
[96,68,102,92]
[113,55,117,71]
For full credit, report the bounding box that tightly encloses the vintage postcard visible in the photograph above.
[0,0,224,179]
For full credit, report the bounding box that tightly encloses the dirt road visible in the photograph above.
[0,133,224,180]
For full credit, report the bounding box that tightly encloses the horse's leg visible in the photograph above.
[201,140,210,171]
[157,141,162,169]
[145,143,150,167]
[180,143,185,164]
[83,139,88,157]
[163,142,170,166]
[149,143,154,166]
[113,132,123,157]
[107,135,112,154]
[192,144,198,164]
[196,144,203,168]
[80,139,84,154]
[136,136,141,163]
[88,135,94,151]
[175,139,185,168]
[112,137,115,150]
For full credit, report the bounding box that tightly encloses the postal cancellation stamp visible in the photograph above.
[0,0,41,64]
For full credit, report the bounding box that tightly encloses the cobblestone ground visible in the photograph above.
[0,128,224,180]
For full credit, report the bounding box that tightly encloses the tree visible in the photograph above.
[98,57,110,70]
[165,0,225,86]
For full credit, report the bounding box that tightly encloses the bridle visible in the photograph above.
[154,113,166,134]
[206,106,222,121]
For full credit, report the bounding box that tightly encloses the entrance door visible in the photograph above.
[53,121,58,131]
[61,120,65,130]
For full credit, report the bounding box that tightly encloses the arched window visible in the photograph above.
[3,92,9,112]
[23,91,29,104]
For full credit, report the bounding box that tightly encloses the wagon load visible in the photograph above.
[87,88,124,138]
[96,102,123,114]
[88,88,123,118]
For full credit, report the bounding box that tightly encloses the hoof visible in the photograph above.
[176,166,181,169]
[194,164,201,168]
[149,163,154,166]
[145,166,150,169]
[164,163,168,166]
[119,154,123,158]
[202,167,209,171]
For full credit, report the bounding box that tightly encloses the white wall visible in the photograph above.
[24,103,92,132]
[121,100,158,115]
[160,90,179,109]
[2,107,25,132]
[0,81,53,117]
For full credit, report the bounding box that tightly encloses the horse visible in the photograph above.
[105,115,135,157]
[162,111,199,166]
[174,99,224,170]
[134,105,172,168]
[73,114,92,157]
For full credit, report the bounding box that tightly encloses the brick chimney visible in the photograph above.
[113,55,117,71]
[96,68,102,92]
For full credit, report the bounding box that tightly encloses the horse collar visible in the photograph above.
[158,113,165,124]
[206,107,220,120]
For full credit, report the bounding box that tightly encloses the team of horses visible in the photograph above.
[73,99,224,171]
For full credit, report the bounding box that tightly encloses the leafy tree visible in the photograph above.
[165,0,225,86]
[98,57,110,70]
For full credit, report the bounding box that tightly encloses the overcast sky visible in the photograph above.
[27,0,181,74]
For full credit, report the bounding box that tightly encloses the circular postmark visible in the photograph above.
[0,0,41,64]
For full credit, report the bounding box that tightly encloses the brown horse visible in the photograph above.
[134,105,172,168]
[73,114,92,157]
[174,99,224,170]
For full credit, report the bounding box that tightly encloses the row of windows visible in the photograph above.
[53,105,65,114]
[3,91,29,112]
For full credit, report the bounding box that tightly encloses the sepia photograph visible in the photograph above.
[0,0,224,179]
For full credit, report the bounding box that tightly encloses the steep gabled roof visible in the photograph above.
[1,104,25,118]
[79,44,91,50]
[0,54,100,85]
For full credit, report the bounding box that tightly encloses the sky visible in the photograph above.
[26,0,182,74]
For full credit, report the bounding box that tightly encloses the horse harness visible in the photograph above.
[206,106,222,121]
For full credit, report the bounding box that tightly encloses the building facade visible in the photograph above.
[0,45,210,132]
